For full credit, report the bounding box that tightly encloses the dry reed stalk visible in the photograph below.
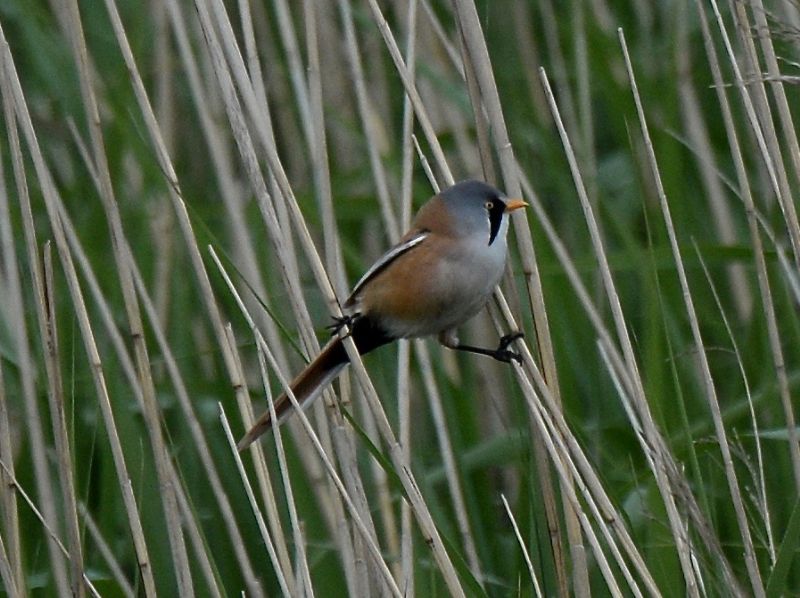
[365,0,454,183]
[695,245,775,563]
[728,1,800,266]
[195,0,349,554]
[220,404,294,597]
[194,4,359,528]
[59,3,265,588]
[0,100,28,598]
[0,374,20,598]
[62,0,194,590]
[0,40,69,596]
[79,503,136,597]
[166,0,293,374]
[42,242,87,597]
[212,248,391,595]
[3,0,791,593]
[0,27,158,595]
[504,163,667,593]
[503,354,630,595]
[340,334,467,595]
[541,62,701,593]
[398,2,419,590]
[501,493,544,598]
[202,0,480,590]
[128,252,268,588]
[450,3,577,594]
[417,341,484,582]
[492,290,658,596]
[223,289,405,596]
[202,0,382,583]
[231,323,299,597]
[0,461,102,597]
[51,172,246,597]
[675,10,752,319]
[619,27,764,595]
[676,25,753,320]
[706,0,800,494]
[337,0,400,241]
[304,0,347,296]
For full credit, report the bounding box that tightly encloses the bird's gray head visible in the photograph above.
[438,179,523,245]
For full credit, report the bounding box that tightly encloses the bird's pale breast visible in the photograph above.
[359,230,507,338]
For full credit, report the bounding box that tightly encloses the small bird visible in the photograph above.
[238,179,527,450]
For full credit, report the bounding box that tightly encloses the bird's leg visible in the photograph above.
[327,313,361,336]
[439,331,525,364]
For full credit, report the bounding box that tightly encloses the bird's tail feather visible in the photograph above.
[237,316,391,450]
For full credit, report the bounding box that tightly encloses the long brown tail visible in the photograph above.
[237,316,392,450]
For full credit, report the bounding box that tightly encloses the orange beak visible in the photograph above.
[504,199,528,212]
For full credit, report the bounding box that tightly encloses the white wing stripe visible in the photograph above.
[349,231,429,299]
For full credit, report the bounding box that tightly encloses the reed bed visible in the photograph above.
[0,0,799,595]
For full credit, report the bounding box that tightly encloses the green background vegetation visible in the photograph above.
[0,0,799,595]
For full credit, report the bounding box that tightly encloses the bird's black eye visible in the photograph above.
[485,200,494,210]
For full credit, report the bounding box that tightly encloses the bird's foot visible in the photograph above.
[327,313,360,336]
[492,332,525,363]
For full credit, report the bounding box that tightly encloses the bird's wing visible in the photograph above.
[344,229,430,307]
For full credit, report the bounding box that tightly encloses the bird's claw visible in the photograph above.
[494,332,525,363]
[327,313,360,336]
